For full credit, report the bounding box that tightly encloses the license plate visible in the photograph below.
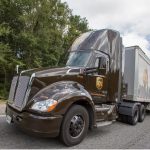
[6,115,12,124]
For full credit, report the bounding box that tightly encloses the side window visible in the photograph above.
[94,58,99,68]
[94,56,109,75]
[99,57,107,69]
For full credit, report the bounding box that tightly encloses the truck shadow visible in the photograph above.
[146,110,150,115]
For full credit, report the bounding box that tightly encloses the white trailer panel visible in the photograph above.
[124,46,150,103]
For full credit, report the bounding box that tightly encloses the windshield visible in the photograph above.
[66,51,91,67]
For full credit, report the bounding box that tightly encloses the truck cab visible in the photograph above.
[6,29,149,146]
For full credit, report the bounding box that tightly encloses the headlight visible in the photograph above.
[30,82,71,112]
[31,99,58,112]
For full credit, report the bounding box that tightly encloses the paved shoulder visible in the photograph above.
[0,103,6,115]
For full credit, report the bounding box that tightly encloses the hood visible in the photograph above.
[21,66,85,102]
[21,66,84,77]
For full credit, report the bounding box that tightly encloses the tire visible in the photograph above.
[139,104,146,122]
[119,114,128,123]
[128,105,139,125]
[60,105,89,146]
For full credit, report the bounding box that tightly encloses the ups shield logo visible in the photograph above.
[96,77,103,90]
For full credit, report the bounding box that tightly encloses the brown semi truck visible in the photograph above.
[6,29,150,146]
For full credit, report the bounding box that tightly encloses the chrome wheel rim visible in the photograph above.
[69,115,85,138]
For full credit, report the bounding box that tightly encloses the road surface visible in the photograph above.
[0,104,150,149]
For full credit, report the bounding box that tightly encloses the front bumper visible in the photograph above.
[6,104,63,137]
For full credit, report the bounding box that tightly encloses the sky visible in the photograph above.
[62,0,150,58]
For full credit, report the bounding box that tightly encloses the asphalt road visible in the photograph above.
[0,110,150,149]
[0,103,5,115]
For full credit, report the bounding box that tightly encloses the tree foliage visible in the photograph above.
[0,0,89,99]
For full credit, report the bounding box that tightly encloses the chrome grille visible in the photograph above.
[8,76,30,109]
[14,76,30,108]
[8,76,18,103]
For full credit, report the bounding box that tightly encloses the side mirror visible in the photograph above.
[98,57,102,68]
[97,56,109,75]
[82,68,98,75]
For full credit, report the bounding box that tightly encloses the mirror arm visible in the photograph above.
[84,68,98,74]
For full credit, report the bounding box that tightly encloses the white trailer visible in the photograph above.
[124,46,150,110]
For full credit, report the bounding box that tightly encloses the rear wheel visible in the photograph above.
[128,105,139,125]
[139,104,146,122]
[60,105,89,146]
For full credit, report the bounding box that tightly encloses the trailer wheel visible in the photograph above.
[128,105,139,125]
[60,105,89,146]
[139,104,145,122]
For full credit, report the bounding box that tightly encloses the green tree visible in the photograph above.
[0,0,89,99]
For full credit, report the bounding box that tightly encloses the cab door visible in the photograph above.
[86,54,109,104]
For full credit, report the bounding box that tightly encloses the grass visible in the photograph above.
[0,99,6,104]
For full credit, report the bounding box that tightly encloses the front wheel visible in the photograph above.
[60,105,89,146]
